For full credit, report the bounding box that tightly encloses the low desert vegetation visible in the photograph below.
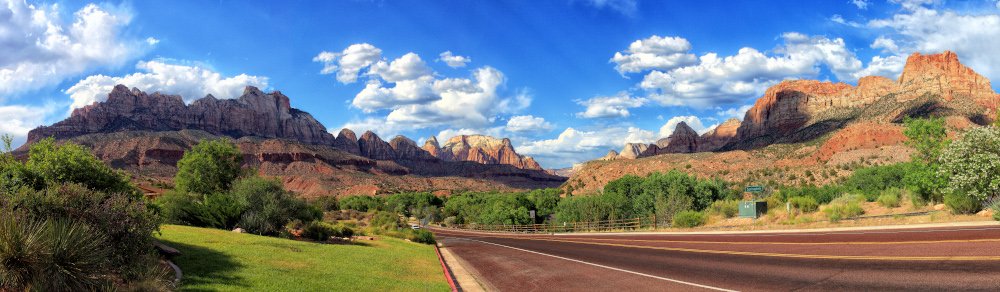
[0,136,167,290]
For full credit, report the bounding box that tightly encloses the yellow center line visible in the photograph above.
[546,237,1000,245]
[434,230,1000,261]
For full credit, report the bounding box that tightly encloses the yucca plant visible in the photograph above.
[0,214,113,291]
[0,214,48,290]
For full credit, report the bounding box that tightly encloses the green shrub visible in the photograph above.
[944,192,981,214]
[231,176,321,235]
[312,196,339,212]
[824,194,865,223]
[992,201,999,222]
[408,229,436,244]
[340,195,384,212]
[672,210,705,228]
[442,216,458,227]
[370,211,403,230]
[788,196,818,213]
[24,138,137,195]
[708,200,738,218]
[302,221,354,241]
[877,189,901,208]
[939,126,1000,204]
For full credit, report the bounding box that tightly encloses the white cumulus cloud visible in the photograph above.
[506,115,554,133]
[610,35,697,74]
[0,104,59,146]
[518,126,655,168]
[629,33,872,108]
[318,44,531,132]
[0,1,149,100]
[438,51,471,68]
[65,60,268,111]
[575,93,648,118]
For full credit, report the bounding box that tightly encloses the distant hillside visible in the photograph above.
[567,51,999,195]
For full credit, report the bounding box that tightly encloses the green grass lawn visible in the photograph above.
[155,225,450,291]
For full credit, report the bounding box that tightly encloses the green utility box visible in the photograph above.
[739,201,767,218]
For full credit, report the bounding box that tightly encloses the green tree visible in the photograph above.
[231,176,320,235]
[903,117,948,164]
[939,126,1000,207]
[174,139,243,194]
[24,138,136,195]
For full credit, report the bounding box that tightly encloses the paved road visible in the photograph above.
[431,225,1000,291]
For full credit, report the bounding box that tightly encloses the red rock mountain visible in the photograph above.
[569,51,1000,195]
[660,122,699,153]
[29,85,334,145]
[22,85,563,196]
[422,135,543,170]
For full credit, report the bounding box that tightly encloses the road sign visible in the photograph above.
[745,186,764,193]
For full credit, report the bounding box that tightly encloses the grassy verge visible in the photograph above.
[155,225,449,291]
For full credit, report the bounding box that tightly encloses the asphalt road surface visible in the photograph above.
[431,224,1000,291]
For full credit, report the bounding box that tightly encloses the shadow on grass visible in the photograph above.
[158,239,249,291]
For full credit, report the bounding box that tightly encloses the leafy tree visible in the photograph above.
[939,126,1000,207]
[174,139,242,194]
[527,188,561,221]
[25,138,136,195]
[843,163,912,200]
[903,117,948,164]
[340,195,384,212]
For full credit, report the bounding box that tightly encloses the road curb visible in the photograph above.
[434,243,459,292]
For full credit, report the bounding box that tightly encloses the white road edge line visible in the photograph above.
[461,238,739,292]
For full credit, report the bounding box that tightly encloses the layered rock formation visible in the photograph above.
[424,135,543,170]
[697,118,741,152]
[29,85,334,145]
[734,51,1000,147]
[660,122,699,153]
[333,129,361,155]
[357,131,397,160]
[22,85,564,196]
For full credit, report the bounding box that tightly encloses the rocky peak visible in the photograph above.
[619,143,656,159]
[389,135,435,161]
[428,134,542,170]
[357,131,397,160]
[661,121,699,153]
[697,118,741,152]
[898,51,996,104]
[599,150,619,161]
[421,136,444,158]
[333,128,361,155]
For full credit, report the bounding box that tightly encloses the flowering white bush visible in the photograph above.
[939,126,1000,203]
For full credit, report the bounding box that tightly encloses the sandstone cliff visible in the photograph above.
[697,118,741,152]
[426,135,543,170]
[29,85,335,145]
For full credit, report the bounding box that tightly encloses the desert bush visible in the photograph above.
[777,184,846,204]
[877,189,902,208]
[408,229,436,244]
[788,196,819,213]
[708,200,738,218]
[370,211,403,230]
[339,195,384,212]
[312,196,339,212]
[991,200,1000,221]
[302,221,354,241]
[944,192,981,214]
[844,163,912,201]
[442,216,458,227]
[824,194,865,222]
[231,176,321,235]
[672,210,706,228]
[939,126,1000,206]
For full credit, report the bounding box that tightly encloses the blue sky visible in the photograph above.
[3,0,1000,168]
